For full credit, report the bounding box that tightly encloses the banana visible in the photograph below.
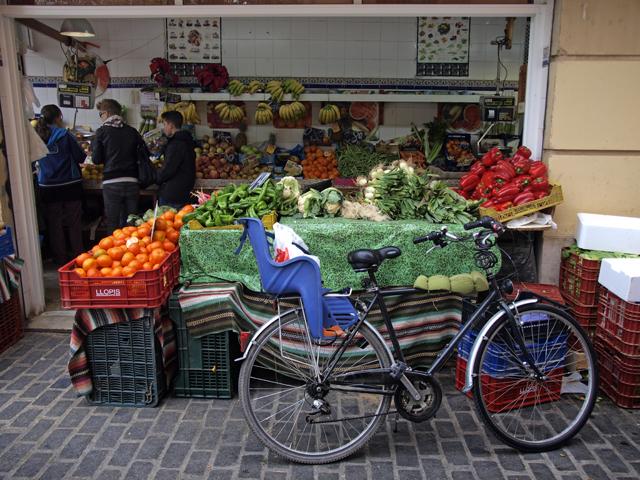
[330,104,341,120]
[228,80,246,96]
[247,80,263,94]
[214,102,227,114]
[266,80,282,93]
[220,104,231,121]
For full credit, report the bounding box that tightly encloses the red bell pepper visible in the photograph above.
[529,162,547,178]
[470,162,485,176]
[494,201,513,212]
[497,160,516,177]
[460,173,480,191]
[513,158,531,175]
[516,146,532,159]
[534,191,548,200]
[495,183,520,202]
[494,164,515,183]
[481,199,496,209]
[531,176,549,192]
[514,175,532,191]
[480,171,496,187]
[513,191,536,206]
[481,147,503,167]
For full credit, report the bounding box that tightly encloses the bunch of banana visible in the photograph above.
[228,79,246,97]
[278,102,306,123]
[319,104,341,124]
[165,101,200,125]
[247,80,264,94]
[214,102,245,123]
[265,80,284,103]
[282,79,305,99]
[254,102,274,125]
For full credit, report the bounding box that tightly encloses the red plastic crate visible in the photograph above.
[58,249,180,309]
[594,341,640,409]
[510,283,565,304]
[599,288,640,333]
[595,327,640,366]
[455,356,562,413]
[595,323,640,358]
[559,266,599,306]
[561,249,601,278]
[0,292,23,355]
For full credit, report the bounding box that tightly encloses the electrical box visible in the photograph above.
[57,82,95,109]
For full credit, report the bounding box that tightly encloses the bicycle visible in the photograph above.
[235,216,598,464]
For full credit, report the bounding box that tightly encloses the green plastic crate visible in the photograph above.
[169,294,240,398]
[85,315,166,407]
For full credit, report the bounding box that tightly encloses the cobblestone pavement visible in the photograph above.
[1,332,640,480]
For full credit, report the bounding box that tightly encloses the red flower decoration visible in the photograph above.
[195,64,229,93]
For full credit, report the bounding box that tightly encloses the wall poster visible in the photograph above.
[166,17,221,63]
[416,17,470,77]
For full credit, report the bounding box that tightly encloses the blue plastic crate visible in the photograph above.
[0,227,15,259]
[457,312,568,377]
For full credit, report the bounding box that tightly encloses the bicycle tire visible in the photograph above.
[239,310,393,464]
[472,303,598,452]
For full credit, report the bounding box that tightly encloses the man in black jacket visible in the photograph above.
[92,99,144,232]
[157,111,195,209]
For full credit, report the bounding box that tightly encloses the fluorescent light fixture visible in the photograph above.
[60,18,96,38]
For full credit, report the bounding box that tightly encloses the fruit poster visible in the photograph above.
[166,17,221,63]
[416,17,470,77]
[438,103,482,133]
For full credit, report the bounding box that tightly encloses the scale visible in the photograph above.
[57,82,94,109]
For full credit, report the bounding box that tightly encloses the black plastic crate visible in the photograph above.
[169,295,240,399]
[85,315,166,407]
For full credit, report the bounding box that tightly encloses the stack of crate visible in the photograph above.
[559,248,601,338]
[594,287,640,408]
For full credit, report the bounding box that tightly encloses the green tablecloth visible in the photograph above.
[179,217,499,290]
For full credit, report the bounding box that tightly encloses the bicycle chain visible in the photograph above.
[307,410,398,424]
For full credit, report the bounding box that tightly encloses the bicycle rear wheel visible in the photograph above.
[473,303,598,452]
[238,309,393,464]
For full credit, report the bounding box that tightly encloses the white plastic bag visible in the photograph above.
[273,222,320,266]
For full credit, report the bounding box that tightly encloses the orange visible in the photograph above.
[148,241,163,252]
[149,248,166,265]
[180,204,194,213]
[123,226,137,235]
[127,242,141,255]
[166,230,180,244]
[74,268,87,278]
[152,263,162,270]
[96,254,112,268]
[122,266,136,277]
[152,230,166,242]
[107,247,124,261]
[86,268,101,277]
[113,228,124,238]
[100,267,113,277]
[98,237,114,250]
[113,238,126,247]
[136,253,148,264]
[162,210,175,221]
[82,258,97,271]
[121,252,135,267]
[142,262,154,271]
[76,253,92,268]
[112,261,121,268]
[93,248,107,259]
[111,267,123,277]
[163,241,176,252]
[130,231,141,239]
[154,218,168,231]
[137,225,151,238]
[139,236,151,248]
[173,219,184,230]
[128,260,142,272]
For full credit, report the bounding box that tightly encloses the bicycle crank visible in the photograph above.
[394,373,442,423]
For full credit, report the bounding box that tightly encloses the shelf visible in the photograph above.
[178,91,483,104]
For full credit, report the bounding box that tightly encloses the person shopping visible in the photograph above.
[35,104,86,266]
[92,99,146,232]
[156,110,195,209]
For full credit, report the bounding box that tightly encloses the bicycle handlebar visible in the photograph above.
[413,231,444,245]
[463,216,505,233]
[413,216,504,247]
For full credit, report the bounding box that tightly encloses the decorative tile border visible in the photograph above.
[29,75,517,92]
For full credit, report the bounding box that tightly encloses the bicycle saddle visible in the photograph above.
[347,246,401,272]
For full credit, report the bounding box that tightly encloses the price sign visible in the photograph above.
[57,82,95,109]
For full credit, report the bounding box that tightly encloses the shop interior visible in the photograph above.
[16,14,531,313]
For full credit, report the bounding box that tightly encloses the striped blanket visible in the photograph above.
[0,255,23,303]
[68,308,177,396]
[177,283,464,368]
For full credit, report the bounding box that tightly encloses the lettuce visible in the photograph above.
[297,189,323,218]
[321,187,343,217]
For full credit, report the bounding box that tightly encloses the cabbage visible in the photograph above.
[321,187,343,217]
[278,176,300,200]
[297,189,323,218]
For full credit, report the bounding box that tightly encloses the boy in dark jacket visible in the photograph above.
[157,111,195,209]
[35,104,86,266]
[92,99,145,232]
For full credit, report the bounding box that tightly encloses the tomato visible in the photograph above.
[113,238,126,247]
[162,241,176,252]
[180,204,194,214]
[111,267,123,277]
[122,266,136,277]
[142,262,154,271]
[100,267,113,277]
[107,247,124,261]
[166,229,180,244]
[173,219,184,230]
[112,261,121,269]
[76,253,92,268]
[92,248,107,259]
[82,258,97,271]
[98,237,114,250]
[74,268,86,278]
[96,255,112,268]
[147,241,163,252]
[152,230,166,242]
[152,263,161,270]
[154,218,168,231]
[149,248,166,264]
[135,253,148,264]
[128,260,142,272]
[137,225,151,238]
[123,226,137,235]
[85,268,101,277]
[121,252,136,267]
[162,210,175,221]
[127,242,141,255]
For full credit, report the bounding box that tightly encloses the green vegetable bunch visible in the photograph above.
[337,144,396,178]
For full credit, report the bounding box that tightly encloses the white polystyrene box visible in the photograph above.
[598,258,640,303]
[576,213,640,255]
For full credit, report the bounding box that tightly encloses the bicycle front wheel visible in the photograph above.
[239,309,393,464]
[473,303,598,452]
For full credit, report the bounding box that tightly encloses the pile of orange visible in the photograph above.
[302,146,339,179]
[72,204,194,278]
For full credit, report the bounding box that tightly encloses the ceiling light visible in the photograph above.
[60,18,96,38]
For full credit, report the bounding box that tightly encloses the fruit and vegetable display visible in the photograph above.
[336,144,397,178]
[457,146,551,212]
[159,101,200,125]
[212,102,246,123]
[360,161,480,224]
[254,102,274,125]
[318,104,341,124]
[81,163,103,181]
[414,271,489,295]
[194,134,237,179]
[278,102,307,124]
[297,187,344,218]
[302,146,339,179]
[71,205,192,278]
